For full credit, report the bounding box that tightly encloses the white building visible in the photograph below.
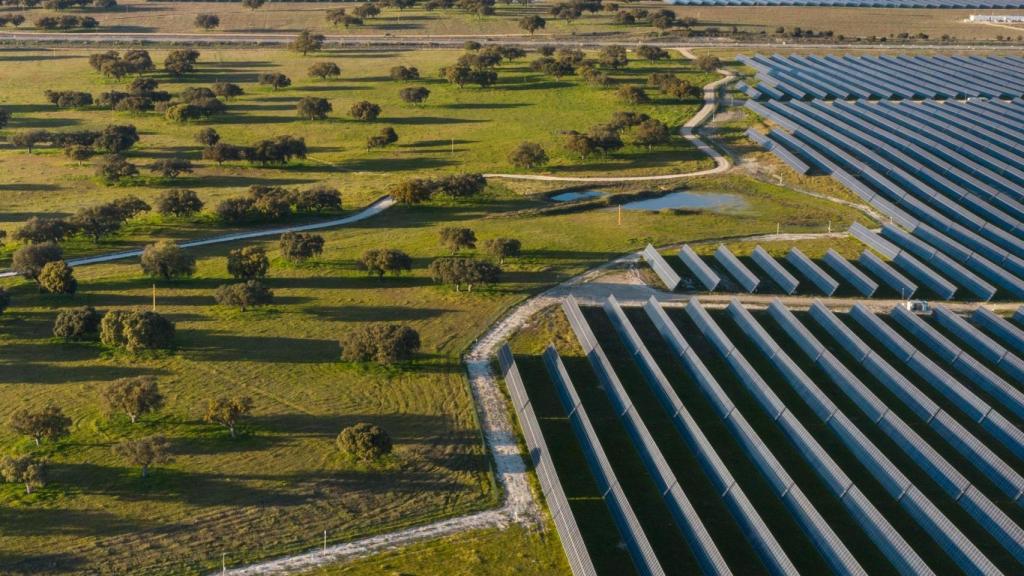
[969,14,1024,23]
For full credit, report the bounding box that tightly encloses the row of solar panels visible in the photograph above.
[516,297,1024,574]
[671,0,1024,6]
[740,55,1024,101]
[746,98,1024,299]
[497,345,597,576]
[655,242,962,300]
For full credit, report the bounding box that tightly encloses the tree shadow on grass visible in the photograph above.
[271,274,433,291]
[214,113,302,125]
[197,174,319,188]
[500,80,574,91]
[385,116,486,126]
[404,138,477,148]
[296,83,363,93]
[203,61,273,69]
[183,331,340,363]
[0,551,87,576]
[435,102,529,110]
[229,102,299,113]
[303,305,451,323]
[12,117,82,129]
[340,156,458,172]
[0,505,152,539]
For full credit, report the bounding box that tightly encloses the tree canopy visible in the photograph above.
[227,246,269,280]
[337,422,393,460]
[204,397,253,438]
[141,241,196,280]
[214,281,274,311]
[103,376,164,424]
[9,404,71,446]
[113,436,171,477]
[38,260,77,295]
[357,248,412,279]
[339,323,421,364]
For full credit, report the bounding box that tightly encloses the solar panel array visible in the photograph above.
[889,306,1024,420]
[497,345,597,576]
[932,305,1024,383]
[849,304,1024,461]
[741,55,1024,101]
[542,343,667,576]
[563,296,731,575]
[745,81,1024,300]
[510,296,1024,575]
[643,244,683,292]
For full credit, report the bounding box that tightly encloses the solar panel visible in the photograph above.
[823,249,878,297]
[678,245,721,291]
[891,306,1024,420]
[751,246,800,294]
[604,296,809,575]
[564,296,730,575]
[933,305,1024,383]
[973,307,1024,354]
[858,250,918,299]
[851,304,1024,461]
[683,298,931,576]
[642,244,682,292]
[787,248,839,295]
[542,343,667,576]
[497,345,598,576]
[714,245,760,293]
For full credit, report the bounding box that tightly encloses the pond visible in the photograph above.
[619,191,746,211]
[550,190,603,202]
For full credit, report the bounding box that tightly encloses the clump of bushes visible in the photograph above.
[390,173,486,204]
[100,309,175,351]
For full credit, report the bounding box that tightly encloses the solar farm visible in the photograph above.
[737,56,1024,302]
[502,293,1024,575]
[497,53,1024,575]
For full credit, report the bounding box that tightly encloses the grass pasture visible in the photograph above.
[0,46,717,260]
[296,524,569,575]
[0,173,861,574]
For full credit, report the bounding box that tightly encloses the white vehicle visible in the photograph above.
[904,299,931,313]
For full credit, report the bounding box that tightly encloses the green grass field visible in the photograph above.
[0,172,862,574]
[295,524,569,575]
[0,46,717,259]
[0,34,876,576]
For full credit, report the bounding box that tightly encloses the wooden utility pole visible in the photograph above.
[152,284,157,311]
[617,205,622,226]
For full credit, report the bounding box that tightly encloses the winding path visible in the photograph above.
[0,196,395,279]
[483,48,736,183]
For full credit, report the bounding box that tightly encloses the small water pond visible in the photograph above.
[618,191,746,211]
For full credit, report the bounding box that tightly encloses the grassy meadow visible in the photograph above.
[296,524,570,575]
[0,37,875,576]
[0,45,717,261]
[0,175,863,574]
